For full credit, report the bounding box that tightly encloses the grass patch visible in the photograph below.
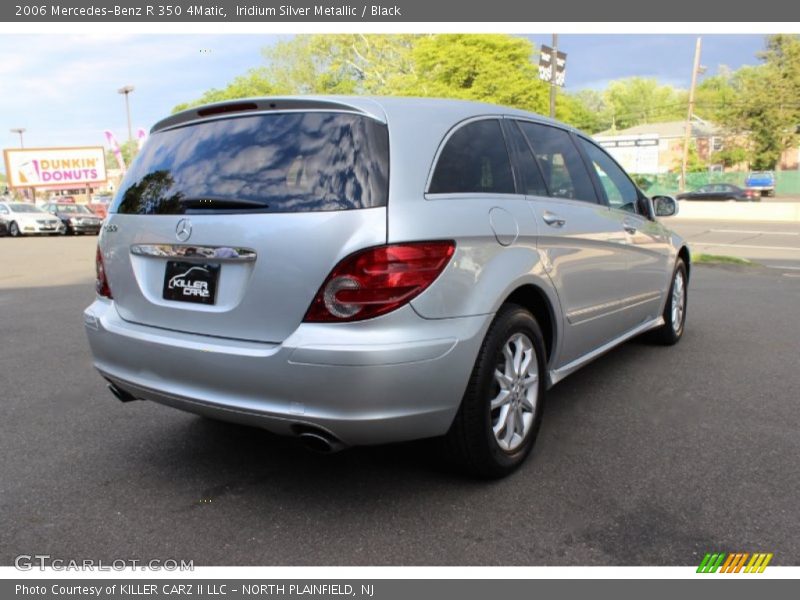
[691,253,754,266]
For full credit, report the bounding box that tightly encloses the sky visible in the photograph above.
[0,34,768,160]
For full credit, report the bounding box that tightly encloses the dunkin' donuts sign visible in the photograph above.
[4,147,107,188]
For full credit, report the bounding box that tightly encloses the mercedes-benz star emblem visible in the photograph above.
[175,218,192,242]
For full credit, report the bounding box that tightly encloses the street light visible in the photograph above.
[10,127,26,148]
[9,128,29,200]
[117,85,135,145]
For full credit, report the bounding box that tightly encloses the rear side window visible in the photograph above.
[428,119,515,195]
[517,122,597,203]
[113,112,389,214]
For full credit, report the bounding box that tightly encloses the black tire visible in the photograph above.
[649,259,688,346]
[445,304,547,478]
[8,221,20,237]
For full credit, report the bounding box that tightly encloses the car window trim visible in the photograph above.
[423,191,529,202]
[503,118,552,198]
[572,133,613,208]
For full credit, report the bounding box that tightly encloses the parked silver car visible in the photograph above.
[84,96,689,477]
[0,201,63,236]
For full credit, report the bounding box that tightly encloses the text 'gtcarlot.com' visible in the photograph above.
[13,554,193,571]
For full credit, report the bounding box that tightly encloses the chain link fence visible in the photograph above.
[633,171,800,196]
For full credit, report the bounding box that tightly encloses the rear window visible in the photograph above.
[112,112,389,215]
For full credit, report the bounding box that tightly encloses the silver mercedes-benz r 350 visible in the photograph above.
[84,96,689,477]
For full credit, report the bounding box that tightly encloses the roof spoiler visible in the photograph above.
[151,97,385,133]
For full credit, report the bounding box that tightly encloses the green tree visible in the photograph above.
[564,89,611,133]
[693,67,738,123]
[603,78,685,130]
[173,34,559,117]
[710,145,748,168]
[718,35,800,169]
[264,34,418,95]
[172,69,276,112]
[684,142,709,173]
[394,34,551,115]
[104,140,138,170]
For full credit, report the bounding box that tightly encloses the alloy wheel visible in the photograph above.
[671,270,686,333]
[490,333,539,452]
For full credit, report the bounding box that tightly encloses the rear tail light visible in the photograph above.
[304,241,456,323]
[95,245,113,299]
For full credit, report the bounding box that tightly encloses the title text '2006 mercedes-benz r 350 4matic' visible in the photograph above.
[84,97,689,477]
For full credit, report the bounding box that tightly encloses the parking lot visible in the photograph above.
[1,236,799,566]
[670,219,800,269]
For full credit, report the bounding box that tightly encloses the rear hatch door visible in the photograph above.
[102,107,389,343]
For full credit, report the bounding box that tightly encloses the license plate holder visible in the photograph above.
[162,261,220,305]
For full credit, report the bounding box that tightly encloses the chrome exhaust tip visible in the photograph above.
[295,427,346,454]
[107,382,138,403]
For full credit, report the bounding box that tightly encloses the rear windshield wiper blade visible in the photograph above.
[179,196,269,210]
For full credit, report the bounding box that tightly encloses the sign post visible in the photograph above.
[539,39,567,118]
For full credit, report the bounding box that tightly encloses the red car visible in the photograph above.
[88,193,113,219]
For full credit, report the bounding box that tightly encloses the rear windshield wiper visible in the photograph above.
[179,196,269,211]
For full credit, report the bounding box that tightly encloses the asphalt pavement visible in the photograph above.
[668,219,800,269]
[1,236,799,566]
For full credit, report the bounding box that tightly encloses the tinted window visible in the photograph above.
[113,112,389,215]
[579,139,640,213]
[429,119,515,194]
[504,121,549,197]
[517,122,597,203]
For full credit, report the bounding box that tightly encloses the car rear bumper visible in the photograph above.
[84,298,491,446]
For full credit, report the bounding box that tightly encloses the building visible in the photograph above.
[594,118,723,174]
[594,118,800,174]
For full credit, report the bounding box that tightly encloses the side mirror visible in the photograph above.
[652,195,679,218]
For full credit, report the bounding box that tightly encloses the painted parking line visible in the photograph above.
[708,229,800,236]
[691,242,800,252]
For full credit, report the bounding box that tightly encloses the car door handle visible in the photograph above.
[542,212,566,227]
[623,220,637,234]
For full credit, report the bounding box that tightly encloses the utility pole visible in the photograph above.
[118,85,135,146]
[9,128,30,201]
[680,37,703,192]
[10,127,25,148]
[549,33,558,119]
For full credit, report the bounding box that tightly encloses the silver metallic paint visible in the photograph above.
[86,96,688,446]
